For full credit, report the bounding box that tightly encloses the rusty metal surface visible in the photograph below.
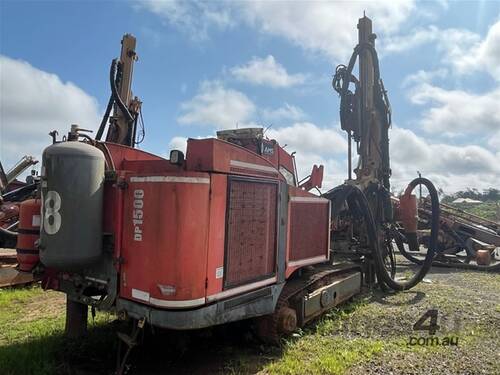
[0,249,36,287]
[0,267,36,288]
[225,179,277,287]
[0,248,17,260]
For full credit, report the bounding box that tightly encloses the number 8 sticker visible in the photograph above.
[44,190,62,235]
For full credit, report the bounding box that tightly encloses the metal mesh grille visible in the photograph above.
[289,201,329,261]
[225,179,277,287]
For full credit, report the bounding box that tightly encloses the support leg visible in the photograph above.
[65,297,88,339]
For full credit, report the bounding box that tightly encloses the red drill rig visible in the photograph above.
[20,16,439,366]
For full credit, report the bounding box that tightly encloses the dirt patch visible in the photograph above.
[16,291,65,323]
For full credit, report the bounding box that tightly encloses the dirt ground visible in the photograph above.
[0,260,499,375]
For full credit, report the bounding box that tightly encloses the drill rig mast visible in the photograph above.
[96,34,142,146]
[329,15,440,291]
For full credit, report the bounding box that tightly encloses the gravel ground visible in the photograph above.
[345,266,500,375]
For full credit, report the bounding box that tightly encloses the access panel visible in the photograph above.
[224,178,278,288]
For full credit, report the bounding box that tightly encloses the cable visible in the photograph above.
[134,109,146,145]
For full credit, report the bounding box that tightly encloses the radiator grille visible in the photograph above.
[289,201,329,261]
[225,179,277,287]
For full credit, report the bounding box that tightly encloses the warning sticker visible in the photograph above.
[215,267,224,279]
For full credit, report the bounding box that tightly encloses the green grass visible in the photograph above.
[265,336,383,375]
[450,201,499,221]
[0,285,116,375]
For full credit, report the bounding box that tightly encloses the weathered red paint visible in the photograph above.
[66,137,331,309]
[399,193,418,233]
[16,199,41,271]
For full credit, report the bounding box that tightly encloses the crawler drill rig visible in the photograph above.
[27,16,439,361]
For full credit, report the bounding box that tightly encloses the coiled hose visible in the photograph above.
[377,177,439,290]
[326,178,439,291]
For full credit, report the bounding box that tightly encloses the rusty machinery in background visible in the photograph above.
[11,16,448,373]
[0,156,39,248]
[399,199,500,271]
[0,156,39,287]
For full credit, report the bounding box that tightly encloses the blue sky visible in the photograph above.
[1,1,499,192]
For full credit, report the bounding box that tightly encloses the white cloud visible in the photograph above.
[471,19,500,79]
[137,0,234,41]
[139,1,416,60]
[260,103,306,123]
[177,80,256,129]
[267,123,348,189]
[178,81,307,129]
[401,68,448,87]
[168,136,188,154]
[266,122,346,156]
[398,19,500,184]
[230,55,306,88]
[409,83,500,137]
[390,127,500,192]
[0,55,100,173]
[238,1,415,60]
[488,132,500,150]
[382,26,480,59]
[384,19,500,79]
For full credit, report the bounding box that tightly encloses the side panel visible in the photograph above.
[120,172,210,308]
[224,177,278,288]
[286,188,330,278]
[289,197,330,261]
[205,174,227,297]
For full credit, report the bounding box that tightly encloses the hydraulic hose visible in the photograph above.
[95,59,135,144]
[95,94,113,141]
[326,178,439,291]
[110,59,134,124]
[375,177,439,291]
[96,59,119,141]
